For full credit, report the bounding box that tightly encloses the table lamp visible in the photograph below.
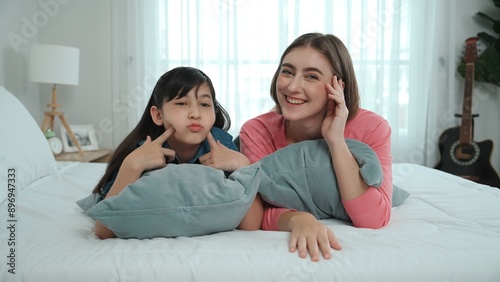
[29,43,84,156]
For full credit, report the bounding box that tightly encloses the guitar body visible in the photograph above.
[435,126,500,188]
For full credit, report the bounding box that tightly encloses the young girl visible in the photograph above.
[93,66,250,239]
[238,33,393,261]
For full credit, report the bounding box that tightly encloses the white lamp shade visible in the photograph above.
[29,44,80,85]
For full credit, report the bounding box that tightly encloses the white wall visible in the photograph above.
[0,0,115,150]
[0,1,41,119]
[1,0,499,175]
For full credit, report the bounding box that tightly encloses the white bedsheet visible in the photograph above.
[1,162,500,282]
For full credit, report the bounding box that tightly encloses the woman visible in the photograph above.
[238,33,393,261]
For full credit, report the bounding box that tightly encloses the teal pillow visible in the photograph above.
[77,193,100,212]
[83,138,408,238]
[257,139,409,222]
[86,163,260,238]
[392,184,410,206]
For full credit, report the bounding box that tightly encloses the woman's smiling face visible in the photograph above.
[276,46,334,123]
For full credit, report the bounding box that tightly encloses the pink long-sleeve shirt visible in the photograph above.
[239,109,393,230]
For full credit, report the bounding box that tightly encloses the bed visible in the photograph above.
[2,86,500,281]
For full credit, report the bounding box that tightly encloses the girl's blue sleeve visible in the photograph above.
[211,128,238,151]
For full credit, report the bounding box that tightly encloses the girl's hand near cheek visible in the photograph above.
[321,75,348,144]
[125,127,176,172]
[200,132,250,171]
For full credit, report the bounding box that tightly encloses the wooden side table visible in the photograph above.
[55,149,112,163]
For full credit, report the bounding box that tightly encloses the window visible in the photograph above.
[119,0,445,165]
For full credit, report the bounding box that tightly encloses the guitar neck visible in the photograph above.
[459,63,474,144]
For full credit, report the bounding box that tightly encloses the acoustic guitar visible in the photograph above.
[435,37,500,188]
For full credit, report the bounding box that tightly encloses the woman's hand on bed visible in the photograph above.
[200,132,251,171]
[279,211,342,261]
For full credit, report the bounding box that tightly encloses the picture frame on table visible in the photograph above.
[60,124,99,152]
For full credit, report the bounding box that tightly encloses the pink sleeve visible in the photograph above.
[240,134,268,164]
[261,205,296,231]
[240,112,288,164]
[342,119,393,229]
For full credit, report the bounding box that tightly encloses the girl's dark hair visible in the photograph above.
[270,32,360,121]
[92,66,231,195]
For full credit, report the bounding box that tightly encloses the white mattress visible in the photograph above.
[1,162,500,281]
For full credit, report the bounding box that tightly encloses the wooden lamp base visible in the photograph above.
[41,84,84,156]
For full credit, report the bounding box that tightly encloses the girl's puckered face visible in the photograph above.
[160,83,216,146]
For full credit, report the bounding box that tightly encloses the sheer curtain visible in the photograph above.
[112,0,456,167]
